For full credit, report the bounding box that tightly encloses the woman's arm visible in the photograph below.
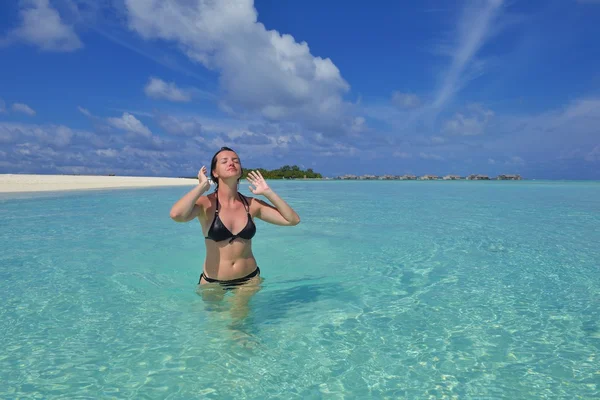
[247,170,300,226]
[255,189,300,226]
[169,167,210,223]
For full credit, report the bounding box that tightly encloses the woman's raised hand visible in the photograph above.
[247,170,271,195]
[198,166,210,189]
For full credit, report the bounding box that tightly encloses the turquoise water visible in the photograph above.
[1,180,599,399]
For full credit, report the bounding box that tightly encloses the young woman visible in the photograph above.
[170,147,301,291]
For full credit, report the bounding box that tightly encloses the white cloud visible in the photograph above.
[0,122,75,148]
[350,116,366,134]
[156,114,202,136]
[488,158,496,164]
[527,98,599,132]
[96,149,119,158]
[144,77,192,102]
[107,112,152,137]
[0,118,205,176]
[488,97,600,156]
[53,125,73,147]
[110,109,154,118]
[584,145,600,162]
[392,92,421,109]
[12,103,37,116]
[360,1,505,135]
[556,98,600,122]
[557,148,582,160]
[432,0,503,110]
[77,106,92,117]
[0,98,6,114]
[505,156,525,166]
[5,0,83,52]
[0,120,194,176]
[360,102,423,134]
[444,103,494,136]
[151,109,368,162]
[420,152,444,160]
[124,0,353,134]
[393,151,412,159]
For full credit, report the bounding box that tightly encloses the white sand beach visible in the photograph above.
[0,174,198,193]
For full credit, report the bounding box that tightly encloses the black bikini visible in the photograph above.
[199,266,260,288]
[200,193,259,287]
[204,193,256,244]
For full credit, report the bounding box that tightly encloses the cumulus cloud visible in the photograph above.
[4,0,83,52]
[107,112,152,137]
[349,116,367,135]
[144,77,192,102]
[95,148,119,158]
[444,103,494,136]
[11,103,37,116]
[419,152,444,161]
[0,120,208,176]
[124,0,356,135]
[105,112,175,151]
[156,114,203,136]
[231,132,272,146]
[0,122,76,148]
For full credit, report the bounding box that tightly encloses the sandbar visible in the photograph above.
[0,174,198,193]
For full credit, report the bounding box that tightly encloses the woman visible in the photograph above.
[170,147,301,291]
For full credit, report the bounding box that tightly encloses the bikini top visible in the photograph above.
[205,193,256,244]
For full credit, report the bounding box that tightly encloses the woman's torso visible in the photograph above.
[198,192,258,280]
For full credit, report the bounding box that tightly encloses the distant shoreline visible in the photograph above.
[180,173,523,181]
[329,174,523,181]
[1,173,596,193]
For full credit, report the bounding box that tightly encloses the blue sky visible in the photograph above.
[1,0,599,179]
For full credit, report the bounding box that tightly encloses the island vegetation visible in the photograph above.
[241,165,323,179]
[180,165,323,180]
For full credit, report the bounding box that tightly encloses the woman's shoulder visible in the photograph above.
[195,192,215,208]
[242,193,259,204]
[244,195,270,214]
[241,194,260,211]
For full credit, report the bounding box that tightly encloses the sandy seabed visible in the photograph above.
[0,174,198,193]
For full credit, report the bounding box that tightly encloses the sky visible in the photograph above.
[1,0,599,179]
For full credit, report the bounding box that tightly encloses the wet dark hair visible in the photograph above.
[210,146,243,192]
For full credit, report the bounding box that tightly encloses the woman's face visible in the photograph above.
[213,150,241,180]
